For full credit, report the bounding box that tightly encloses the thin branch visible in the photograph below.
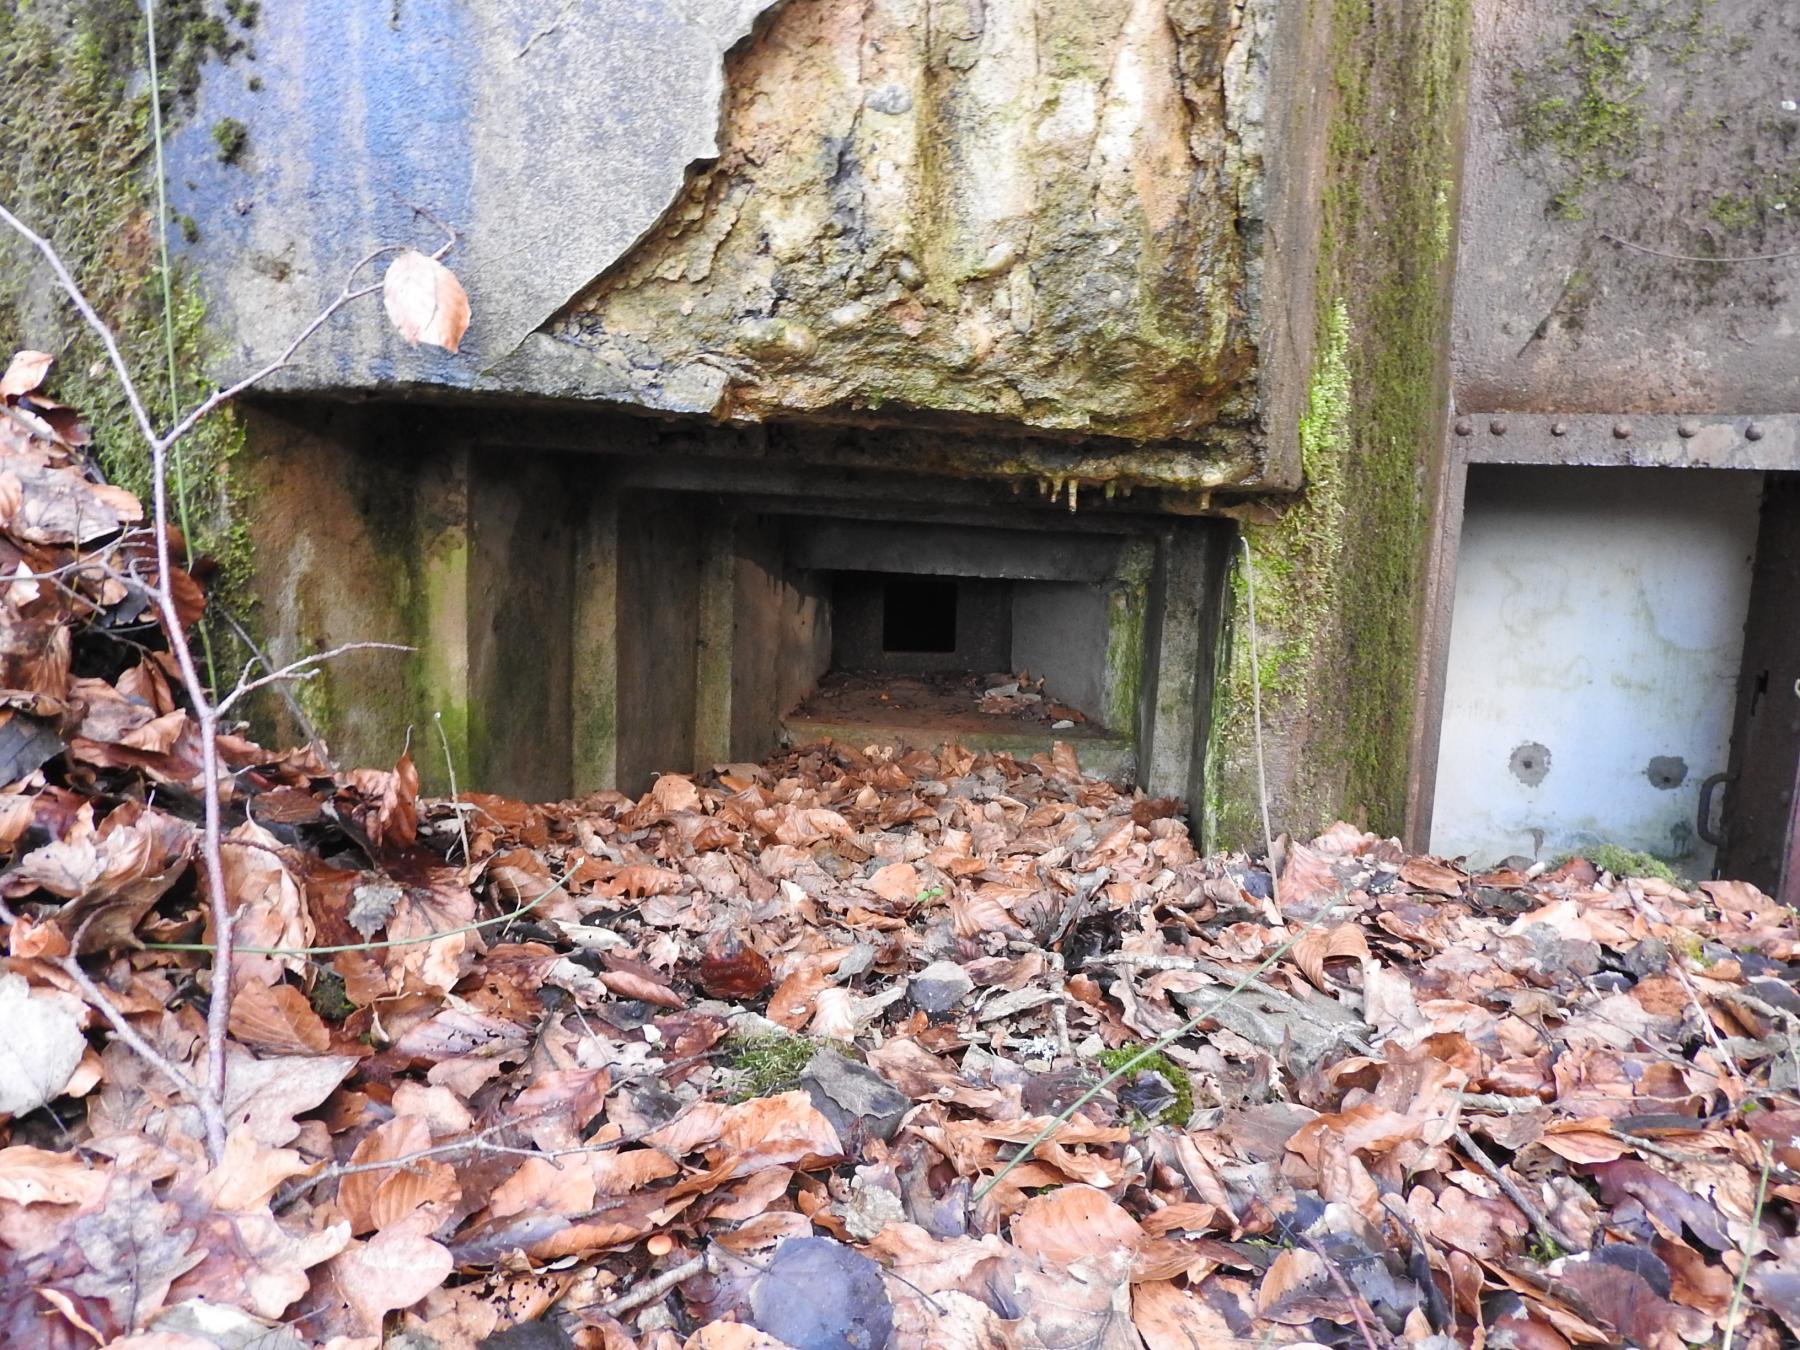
[1601,231,1800,265]
[1454,1127,1574,1255]
[1625,885,1745,1084]
[435,710,472,864]
[974,924,1314,1203]
[1379,1193,1453,1333]
[0,899,220,1133]
[0,205,161,447]
[1301,1233,1384,1350]
[0,198,462,1164]
[215,641,414,717]
[1085,950,1377,1055]
[145,870,569,957]
[1720,1143,1772,1350]
[159,209,456,448]
[598,1253,708,1320]
[215,607,336,768]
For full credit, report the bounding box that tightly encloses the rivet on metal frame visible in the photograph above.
[1612,421,1633,439]
[1550,421,1568,436]
[1454,418,1473,436]
[1489,418,1507,436]
[1746,422,1765,441]
[1677,420,1699,438]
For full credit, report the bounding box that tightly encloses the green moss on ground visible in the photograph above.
[1560,843,1681,885]
[1098,1043,1195,1128]
[724,1030,817,1102]
[0,1,258,686]
[1206,0,1470,849]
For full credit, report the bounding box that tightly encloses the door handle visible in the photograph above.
[1697,772,1732,847]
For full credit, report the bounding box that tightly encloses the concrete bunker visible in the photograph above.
[245,400,1232,811]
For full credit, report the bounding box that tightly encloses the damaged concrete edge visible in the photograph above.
[484,0,794,377]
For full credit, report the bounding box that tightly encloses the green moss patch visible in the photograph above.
[1098,1043,1195,1127]
[724,1030,817,1102]
[1206,0,1470,849]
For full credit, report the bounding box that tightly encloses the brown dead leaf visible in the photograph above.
[1290,921,1374,988]
[866,862,921,905]
[383,250,471,353]
[1010,1184,1144,1268]
[227,979,331,1055]
[1400,854,1466,896]
[698,938,773,1000]
[0,351,53,399]
[18,801,194,952]
[311,1211,454,1338]
[337,1114,458,1235]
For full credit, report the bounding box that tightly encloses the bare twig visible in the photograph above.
[1301,1233,1384,1350]
[1720,1143,1771,1350]
[975,924,1313,1203]
[1379,1193,1453,1332]
[215,641,414,717]
[599,1253,709,1319]
[0,199,458,1163]
[1454,1126,1574,1255]
[0,899,216,1129]
[1601,232,1800,265]
[435,710,472,864]
[1624,884,1745,1084]
[1085,950,1377,1054]
[148,867,569,959]
[214,607,335,767]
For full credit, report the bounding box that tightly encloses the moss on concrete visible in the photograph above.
[0,0,258,684]
[1206,0,1469,849]
[1509,0,1730,221]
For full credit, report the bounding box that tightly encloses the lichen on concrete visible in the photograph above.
[1205,0,1470,849]
[550,0,1263,473]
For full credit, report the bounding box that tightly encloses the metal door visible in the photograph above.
[1716,475,1800,900]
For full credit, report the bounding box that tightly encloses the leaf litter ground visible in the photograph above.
[1,363,1799,1348]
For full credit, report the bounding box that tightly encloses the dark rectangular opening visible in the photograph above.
[882,576,957,652]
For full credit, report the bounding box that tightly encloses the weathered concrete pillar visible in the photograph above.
[571,487,621,794]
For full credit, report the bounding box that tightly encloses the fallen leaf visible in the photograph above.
[227,980,331,1056]
[383,251,471,353]
[1010,1184,1144,1268]
[0,972,86,1117]
[0,350,53,399]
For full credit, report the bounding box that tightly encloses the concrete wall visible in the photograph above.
[831,574,1011,675]
[0,2,1479,838]
[1011,584,1112,725]
[728,517,832,765]
[147,0,1323,496]
[615,496,706,793]
[1452,0,1800,417]
[467,454,578,799]
[1429,466,1760,871]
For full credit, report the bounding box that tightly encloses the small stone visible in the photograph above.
[908,960,975,1013]
[866,84,914,115]
[840,1173,906,1241]
[801,1050,912,1144]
